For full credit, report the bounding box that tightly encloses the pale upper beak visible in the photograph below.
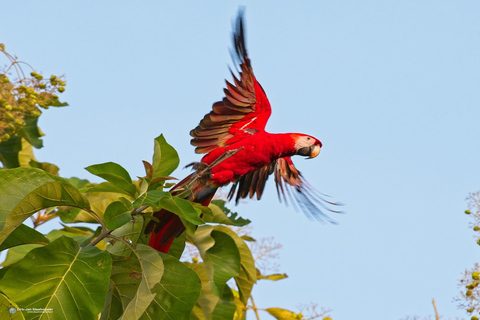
[297,144,321,158]
[308,144,321,159]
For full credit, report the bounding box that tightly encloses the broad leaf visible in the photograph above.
[211,285,236,320]
[188,263,235,320]
[132,190,170,210]
[104,200,132,230]
[58,191,127,223]
[0,224,49,251]
[107,216,144,257]
[29,159,59,175]
[190,225,241,296]
[0,137,23,169]
[0,244,43,268]
[85,162,136,196]
[0,236,112,320]
[0,168,89,247]
[213,226,256,305]
[168,231,186,260]
[18,116,43,149]
[151,134,179,178]
[101,254,143,320]
[120,244,164,320]
[159,197,204,234]
[0,292,24,320]
[140,252,201,320]
[46,226,106,250]
[205,200,250,226]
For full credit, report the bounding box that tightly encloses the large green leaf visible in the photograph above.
[0,236,112,320]
[46,225,104,249]
[140,252,201,320]
[107,216,145,257]
[101,254,143,320]
[0,137,23,169]
[18,116,43,149]
[205,200,250,227]
[190,225,241,297]
[0,244,43,268]
[0,168,89,247]
[151,134,179,178]
[120,244,164,320]
[214,226,256,305]
[104,200,132,230]
[85,162,136,196]
[0,224,49,251]
[0,292,24,320]
[188,263,235,320]
[133,190,204,235]
[58,191,128,224]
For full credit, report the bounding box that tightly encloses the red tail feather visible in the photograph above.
[146,175,217,253]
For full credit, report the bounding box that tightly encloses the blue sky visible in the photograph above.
[2,1,480,319]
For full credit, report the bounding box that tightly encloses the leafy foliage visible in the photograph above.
[0,46,332,320]
[0,44,67,168]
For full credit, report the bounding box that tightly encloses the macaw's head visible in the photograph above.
[293,134,322,159]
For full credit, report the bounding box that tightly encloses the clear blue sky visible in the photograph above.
[3,1,480,319]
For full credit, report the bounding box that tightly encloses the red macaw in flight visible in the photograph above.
[147,11,338,253]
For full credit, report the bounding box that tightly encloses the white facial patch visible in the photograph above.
[294,135,315,150]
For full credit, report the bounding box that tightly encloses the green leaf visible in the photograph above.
[265,308,304,320]
[132,190,170,210]
[46,226,101,249]
[0,292,24,320]
[159,196,204,232]
[0,244,43,268]
[58,191,128,223]
[190,225,241,296]
[188,262,235,320]
[120,244,164,320]
[107,216,144,257]
[101,255,141,320]
[0,236,112,320]
[85,162,136,196]
[67,177,90,189]
[0,224,49,251]
[206,200,250,226]
[0,168,90,247]
[0,136,22,168]
[18,116,43,149]
[168,231,186,260]
[104,201,133,230]
[211,285,236,320]
[29,159,59,175]
[151,134,179,178]
[213,226,256,305]
[139,252,201,320]
[257,269,288,281]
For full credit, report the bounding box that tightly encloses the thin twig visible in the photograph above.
[85,229,112,248]
[249,296,261,320]
[432,298,440,320]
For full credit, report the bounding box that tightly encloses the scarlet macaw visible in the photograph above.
[146,11,337,253]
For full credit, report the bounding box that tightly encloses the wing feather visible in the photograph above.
[190,10,272,154]
[227,157,340,222]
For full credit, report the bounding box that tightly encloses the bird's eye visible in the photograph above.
[307,137,311,140]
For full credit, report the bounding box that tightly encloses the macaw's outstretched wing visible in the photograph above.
[227,157,341,222]
[190,10,272,154]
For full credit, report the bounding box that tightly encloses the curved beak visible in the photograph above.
[308,144,321,159]
[297,144,321,158]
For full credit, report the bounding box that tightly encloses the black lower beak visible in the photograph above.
[297,147,311,156]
